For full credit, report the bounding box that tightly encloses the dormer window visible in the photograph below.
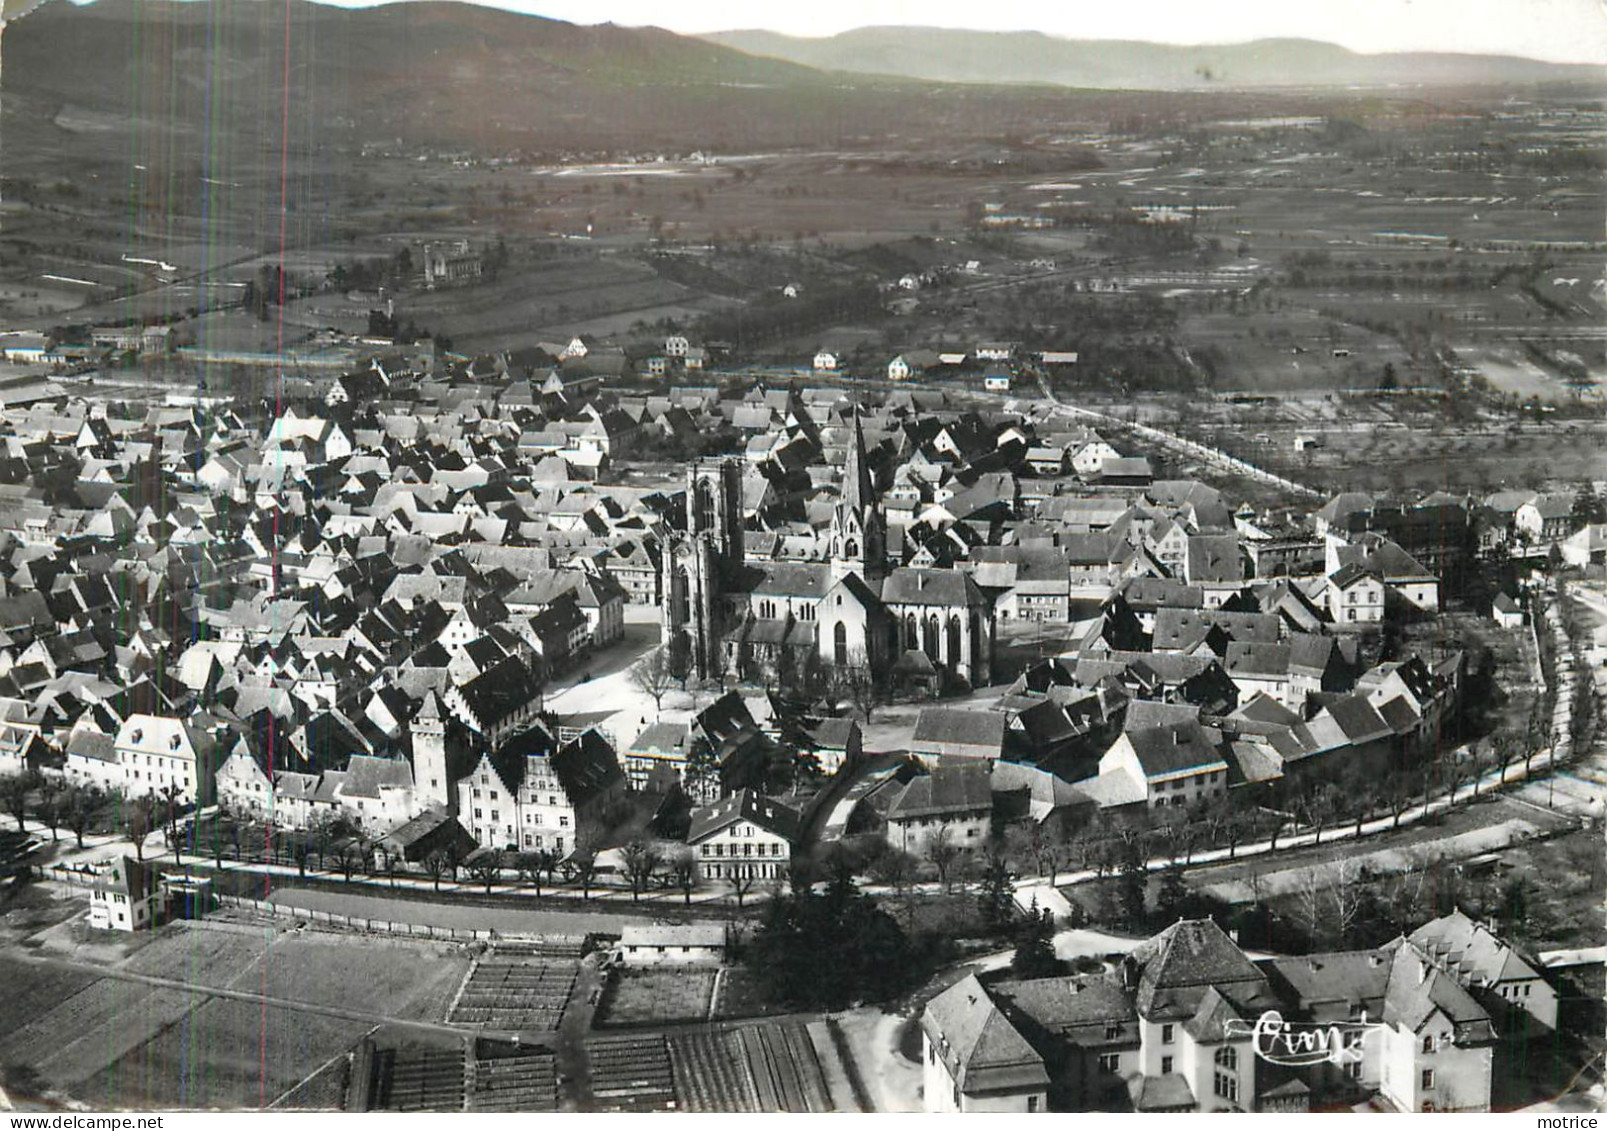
[170,734,182,751]
[130,729,143,744]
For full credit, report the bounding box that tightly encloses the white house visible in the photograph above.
[617,923,729,967]
[88,856,162,933]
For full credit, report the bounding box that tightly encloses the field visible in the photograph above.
[446,941,582,1031]
[0,914,477,1110]
[666,1020,833,1113]
[597,968,717,1027]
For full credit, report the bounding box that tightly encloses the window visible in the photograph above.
[1421,1069,1434,1091]
[1105,1023,1122,1040]
[1161,1056,1173,1075]
[1026,1097,1039,1113]
[474,808,482,819]
[490,810,499,822]
[1421,1035,1434,1054]
[489,791,498,801]
[1346,1060,1363,1081]
[1215,1047,1237,1070]
[1213,1072,1238,1103]
[1098,1053,1119,1073]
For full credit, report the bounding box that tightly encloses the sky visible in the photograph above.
[309,0,1607,64]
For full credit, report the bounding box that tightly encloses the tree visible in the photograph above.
[629,647,677,712]
[832,659,884,725]
[424,849,449,892]
[337,837,370,882]
[36,777,62,843]
[924,827,962,893]
[1117,840,1147,929]
[62,784,100,849]
[514,850,549,895]
[744,868,915,1010]
[158,784,185,864]
[665,631,694,691]
[122,794,156,861]
[976,851,1015,936]
[467,846,504,894]
[669,849,699,905]
[0,770,37,833]
[728,869,758,908]
[1157,863,1189,923]
[621,839,664,902]
[569,851,598,899]
[1010,904,1060,978]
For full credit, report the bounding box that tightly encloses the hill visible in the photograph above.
[703,27,1602,90]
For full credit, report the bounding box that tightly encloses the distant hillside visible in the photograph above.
[703,27,1602,90]
[0,0,852,157]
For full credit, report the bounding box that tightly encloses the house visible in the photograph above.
[921,974,1050,1113]
[888,350,940,381]
[1096,720,1229,811]
[800,717,862,776]
[617,923,729,967]
[983,369,1012,393]
[910,707,1006,765]
[813,349,840,372]
[687,789,798,884]
[1409,910,1557,1034]
[114,714,217,806]
[457,726,625,856]
[884,760,993,856]
[1514,494,1576,544]
[88,856,162,933]
[923,917,1502,1113]
[378,808,477,865]
[1327,563,1385,625]
[1491,592,1524,630]
[1561,523,1607,568]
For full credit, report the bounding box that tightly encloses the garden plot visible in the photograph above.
[468,1045,558,1111]
[597,969,716,1027]
[666,1020,832,1113]
[369,1044,467,1112]
[447,945,579,1031]
[585,1033,675,1111]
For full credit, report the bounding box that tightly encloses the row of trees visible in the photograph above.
[0,771,186,859]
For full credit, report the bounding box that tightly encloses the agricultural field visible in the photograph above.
[667,1020,833,1113]
[597,969,716,1027]
[0,913,476,1110]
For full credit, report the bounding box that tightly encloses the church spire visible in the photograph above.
[844,409,873,512]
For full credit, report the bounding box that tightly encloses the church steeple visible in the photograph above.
[830,410,885,583]
[844,410,873,513]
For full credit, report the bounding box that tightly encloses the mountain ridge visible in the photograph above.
[701,26,1604,90]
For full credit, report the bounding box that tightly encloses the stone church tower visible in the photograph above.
[829,413,886,584]
[662,458,744,680]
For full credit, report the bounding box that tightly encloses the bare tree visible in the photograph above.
[467,846,504,894]
[158,784,185,863]
[62,784,100,849]
[123,794,156,861]
[629,647,676,713]
[569,851,598,899]
[0,770,37,833]
[621,838,664,902]
[832,655,884,723]
[424,849,449,892]
[669,848,698,905]
[727,868,757,908]
[37,777,62,843]
[924,826,962,893]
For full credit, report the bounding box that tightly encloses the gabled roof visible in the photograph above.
[686,788,800,844]
[921,975,1049,1098]
[886,760,993,820]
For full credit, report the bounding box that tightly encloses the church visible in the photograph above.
[660,416,995,694]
